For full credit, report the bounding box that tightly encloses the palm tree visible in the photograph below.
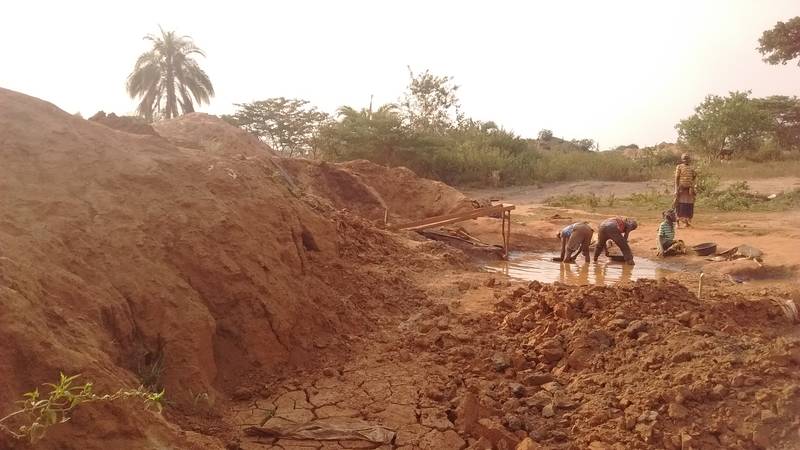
[127,28,214,121]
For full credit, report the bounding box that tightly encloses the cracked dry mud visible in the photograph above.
[228,274,800,450]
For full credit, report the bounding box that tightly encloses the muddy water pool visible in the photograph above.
[484,251,687,285]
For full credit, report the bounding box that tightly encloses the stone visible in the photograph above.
[508,383,526,398]
[752,423,772,449]
[671,350,693,363]
[417,429,467,450]
[525,390,552,408]
[521,372,553,386]
[474,418,519,450]
[456,392,481,432]
[542,404,555,418]
[516,437,541,450]
[419,407,454,431]
[676,311,692,325]
[624,320,648,338]
[504,414,524,431]
[668,402,689,419]
[467,436,493,450]
[539,347,564,363]
[322,367,335,377]
[492,352,512,371]
[540,381,561,393]
[637,410,658,423]
[607,318,629,329]
[710,384,728,400]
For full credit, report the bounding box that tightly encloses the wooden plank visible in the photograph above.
[390,205,500,230]
[395,204,515,231]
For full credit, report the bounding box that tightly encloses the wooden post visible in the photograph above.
[501,209,511,259]
[698,273,704,299]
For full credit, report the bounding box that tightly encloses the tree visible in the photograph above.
[676,91,771,159]
[319,104,413,165]
[758,17,800,66]
[400,68,462,133]
[570,138,595,152]
[538,129,553,141]
[227,98,330,158]
[127,28,214,121]
[753,95,800,150]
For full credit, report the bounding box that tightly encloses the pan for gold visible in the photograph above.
[692,242,717,256]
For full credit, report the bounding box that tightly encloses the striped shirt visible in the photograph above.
[676,164,696,188]
[658,220,675,242]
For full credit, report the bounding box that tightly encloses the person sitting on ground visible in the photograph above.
[657,209,685,257]
[674,153,697,227]
[557,221,594,263]
[593,217,637,265]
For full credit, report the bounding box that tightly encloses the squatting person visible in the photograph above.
[657,209,684,256]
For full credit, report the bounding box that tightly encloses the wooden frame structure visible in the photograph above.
[391,204,515,258]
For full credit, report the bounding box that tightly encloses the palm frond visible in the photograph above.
[127,28,214,120]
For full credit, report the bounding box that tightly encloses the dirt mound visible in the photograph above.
[153,113,276,157]
[427,278,800,449]
[88,111,158,136]
[279,158,476,223]
[342,159,476,222]
[0,88,431,449]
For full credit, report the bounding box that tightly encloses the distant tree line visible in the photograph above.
[224,68,638,185]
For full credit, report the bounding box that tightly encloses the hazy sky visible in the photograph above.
[1,0,798,148]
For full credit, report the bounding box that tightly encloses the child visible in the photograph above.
[657,209,684,256]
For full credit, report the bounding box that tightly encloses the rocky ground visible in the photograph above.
[222,273,800,450]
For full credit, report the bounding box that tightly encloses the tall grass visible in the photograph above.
[704,158,800,180]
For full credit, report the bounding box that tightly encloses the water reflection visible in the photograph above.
[485,252,678,286]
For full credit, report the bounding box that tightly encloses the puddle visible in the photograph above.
[484,251,685,285]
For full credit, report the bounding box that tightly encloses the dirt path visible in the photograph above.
[462,177,800,206]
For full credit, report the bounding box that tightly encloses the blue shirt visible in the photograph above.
[560,223,577,238]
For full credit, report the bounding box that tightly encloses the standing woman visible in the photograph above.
[674,153,697,227]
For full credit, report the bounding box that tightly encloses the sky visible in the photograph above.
[1,0,798,149]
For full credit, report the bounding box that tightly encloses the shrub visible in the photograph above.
[0,373,163,444]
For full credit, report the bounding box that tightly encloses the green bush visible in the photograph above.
[744,141,783,162]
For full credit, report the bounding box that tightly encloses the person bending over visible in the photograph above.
[557,221,594,263]
[593,217,637,265]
